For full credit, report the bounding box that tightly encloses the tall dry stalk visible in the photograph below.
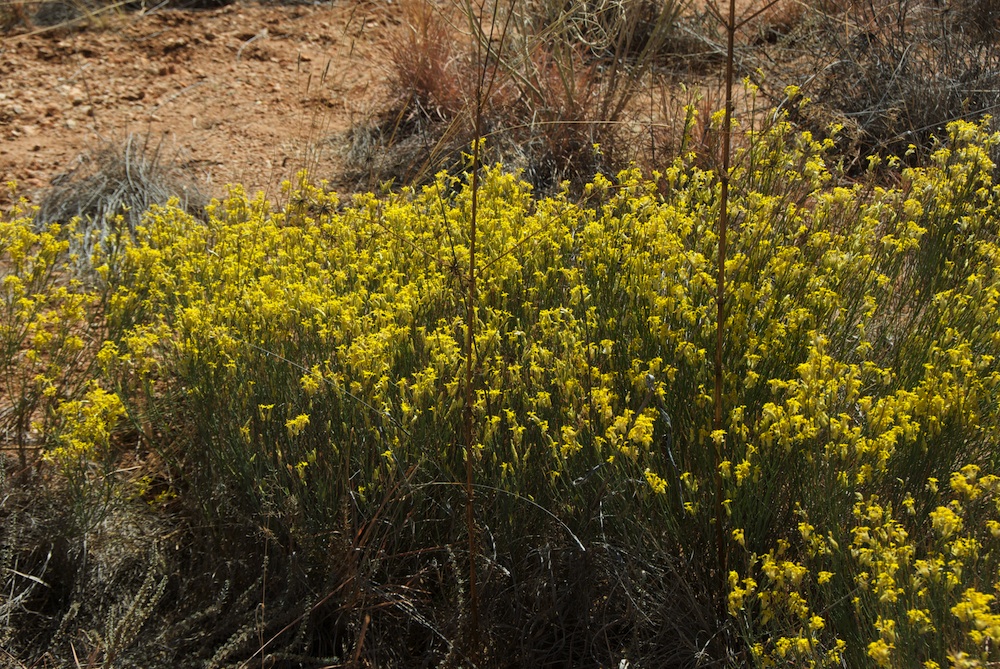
[462,0,516,658]
[711,0,738,600]
[711,0,785,611]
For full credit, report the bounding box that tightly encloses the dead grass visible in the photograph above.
[35,132,207,273]
[752,0,1000,170]
[345,0,700,195]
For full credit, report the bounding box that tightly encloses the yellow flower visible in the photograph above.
[644,468,667,495]
[866,639,893,667]
[929,506,963,539]
[300,367,322,395]
[560,425,581,457]
[627,410,655,448]
[734,460,751,484]
[285,413,310,437]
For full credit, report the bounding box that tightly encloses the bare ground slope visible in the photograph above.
[1,2,400,208]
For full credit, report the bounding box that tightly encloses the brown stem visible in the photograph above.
[713,0,737,595]
[463,1,486,658]
[463,135,481,662]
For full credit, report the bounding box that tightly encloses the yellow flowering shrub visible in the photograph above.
[723,119,1000,668]
[7,114,1000,664]
[0,195,100,468]
[43,384,126,529]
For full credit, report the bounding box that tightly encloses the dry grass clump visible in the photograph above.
[755,0,1000,170]
[343,0,478,188]
[388,0,470,124]
[0,467,167,668]
[35,132,206,272]
[346,0,692,195]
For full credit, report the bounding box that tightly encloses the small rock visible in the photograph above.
[67,86,85,105]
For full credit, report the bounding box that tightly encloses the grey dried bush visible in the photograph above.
[759,0,1000,169]
[35,133,206,273]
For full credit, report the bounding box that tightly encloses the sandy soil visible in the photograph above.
[0,2,403,207]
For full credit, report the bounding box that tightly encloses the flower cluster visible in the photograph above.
[0,195,99,466]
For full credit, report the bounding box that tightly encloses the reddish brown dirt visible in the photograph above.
[0,0,790,210]
[0,2,402,208]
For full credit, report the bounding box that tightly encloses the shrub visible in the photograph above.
[351,0,689,194]
[0,196,101,470]
[760,0,1000,170]
[6,114,1000,665]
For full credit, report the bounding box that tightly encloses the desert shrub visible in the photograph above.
[7,114,1000,665]
[351,0,689,194]
[93,116,1000,664]
[0,198,102,470]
